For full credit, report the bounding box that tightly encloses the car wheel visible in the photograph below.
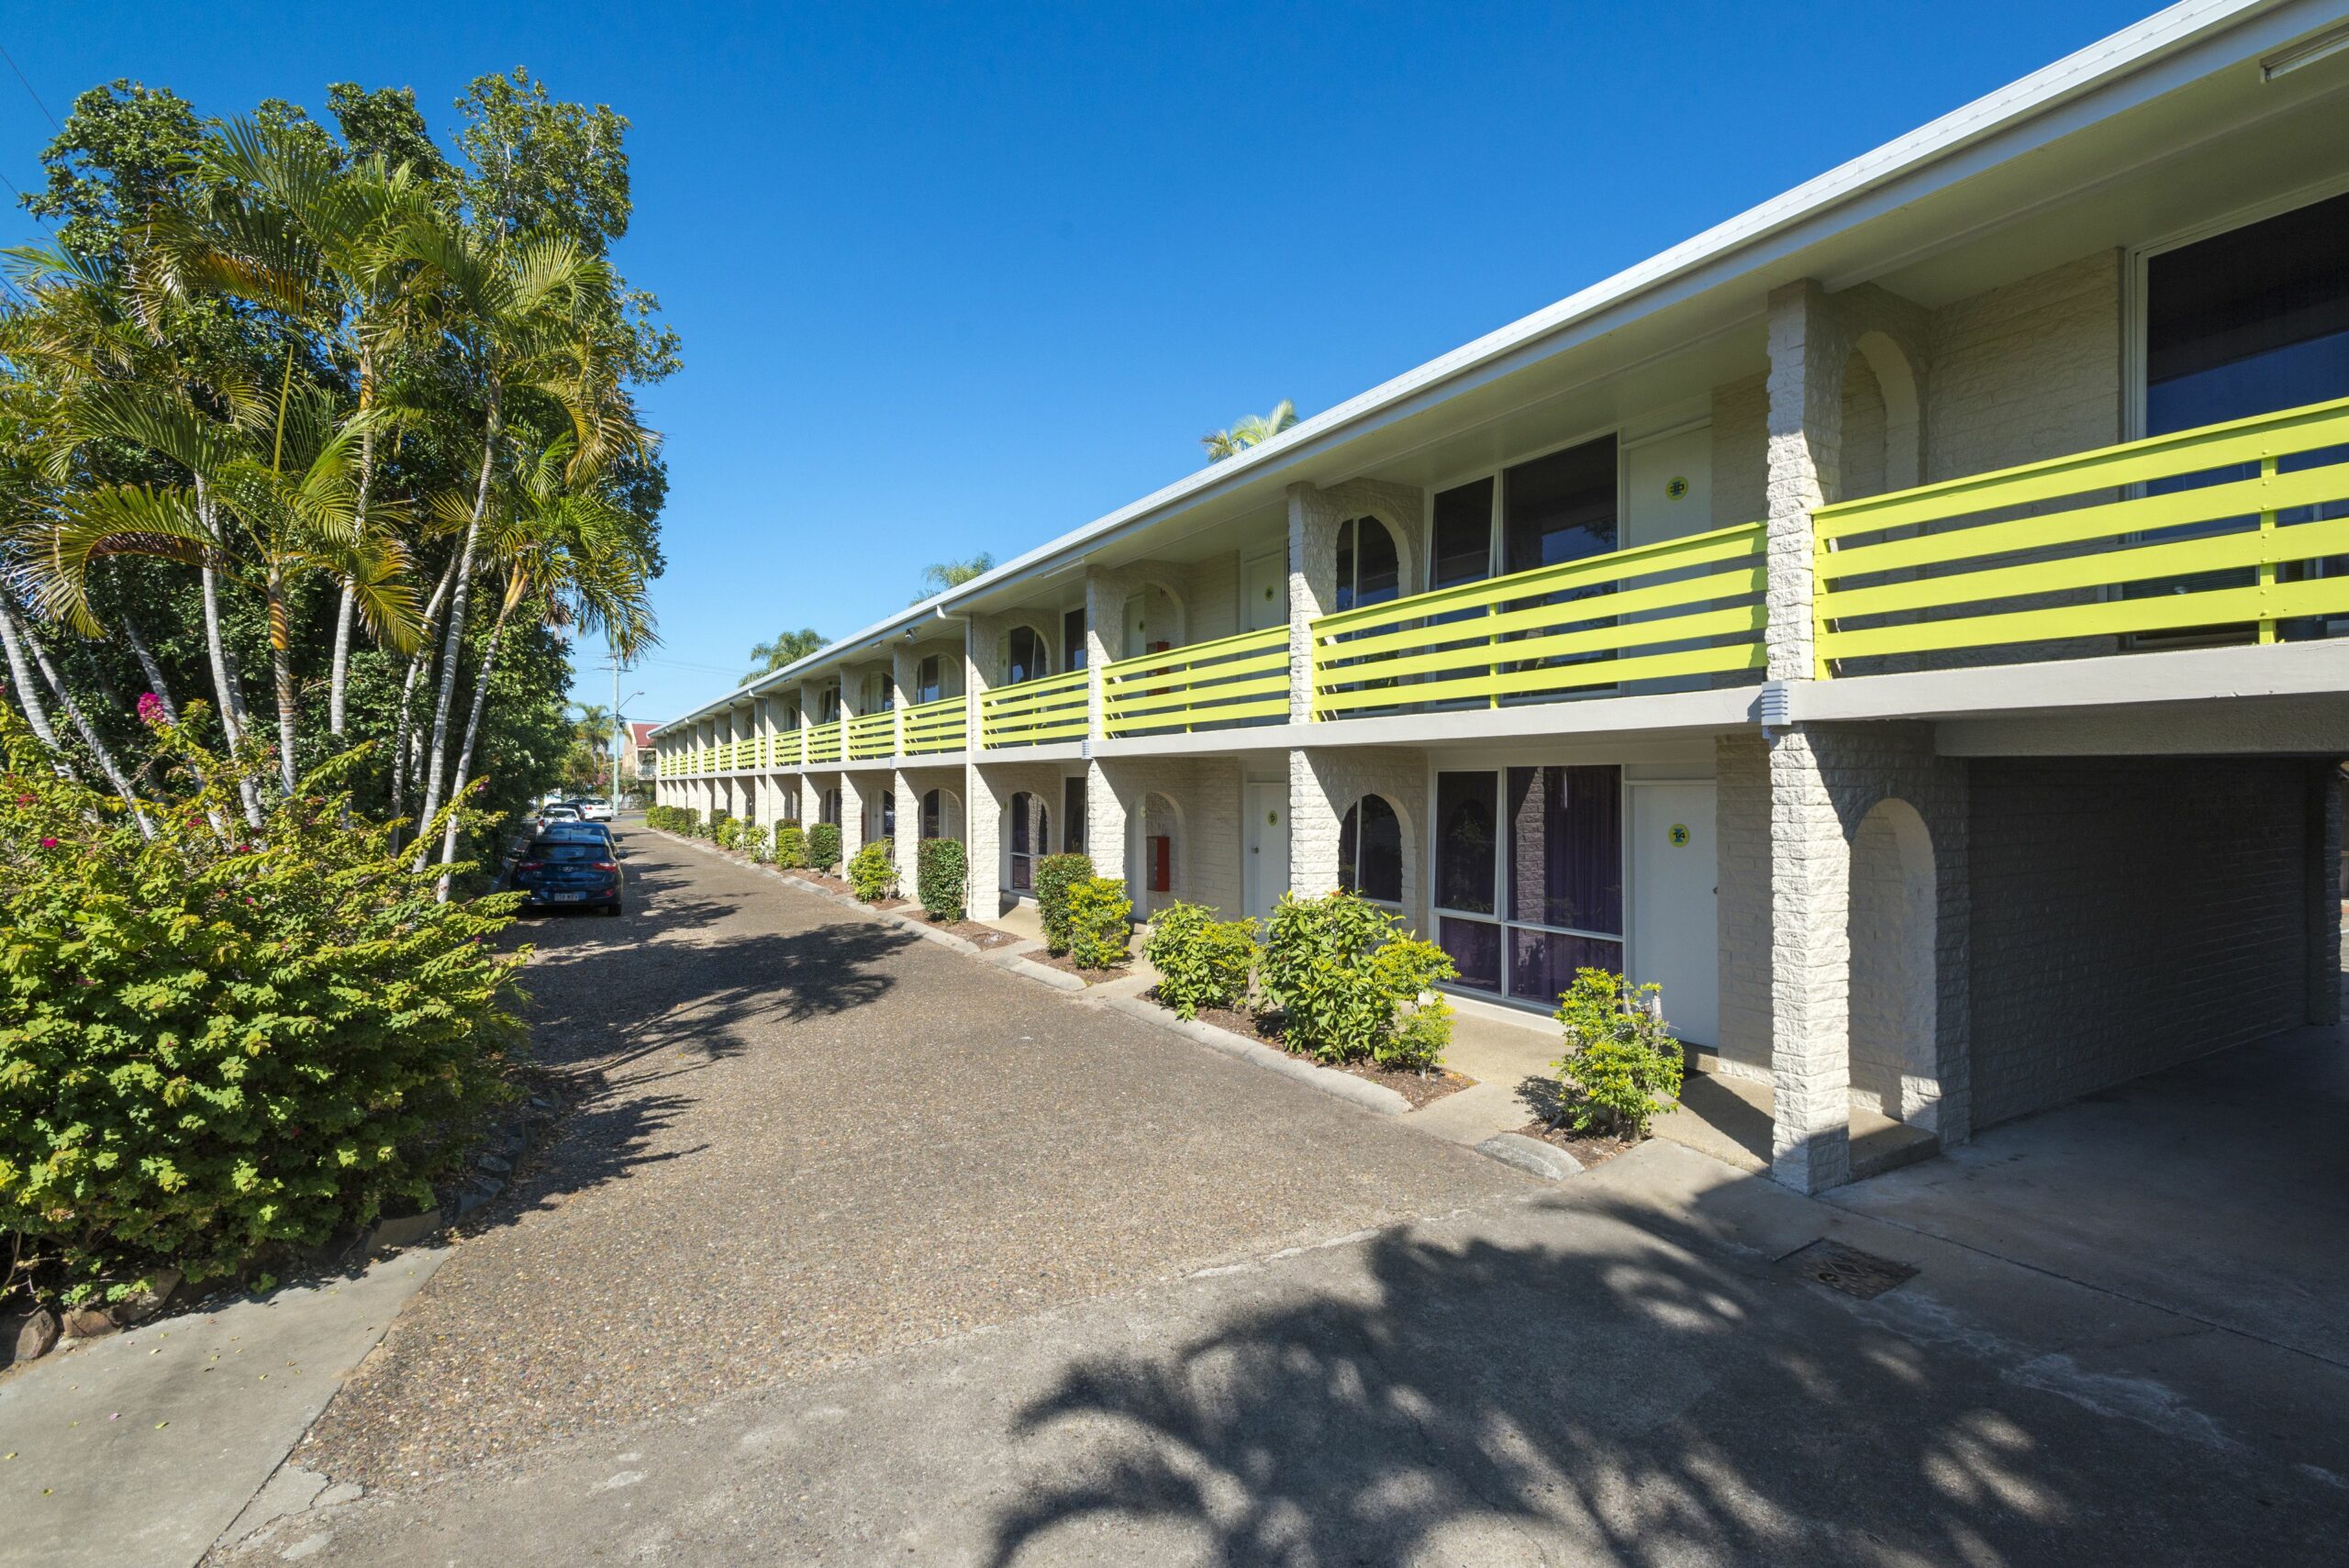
[603,901,623,917]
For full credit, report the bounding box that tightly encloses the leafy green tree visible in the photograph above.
[746,627,825,682]
[1201,398,1298,462]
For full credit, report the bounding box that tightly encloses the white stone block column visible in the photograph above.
[1287,749,1342,899]
[965,762,1005,918]
[1086,760,1136,884]
[1286,483,1341,723]
[893,767,920,898]
[838,770,865,869]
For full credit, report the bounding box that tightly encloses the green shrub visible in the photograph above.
[774,822,808,869]
[704,810,729,842]
[807,822,841,872]
[714,816,743,851]
[918,837,967,923]
[1259,890,1458,1065]
[1064,876,1132,969]
[742,823,772,862]
[1033,852,1094,954]
[848,838,896,902]
[0,705,525,1307]
[1143,901,1257,1019]
[1552,969,1684,1136]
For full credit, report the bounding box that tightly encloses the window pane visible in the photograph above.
[1507,765,1622,934]
[1009,794,1030,855]
[1503,436,1618,573]
[1509,929,1623,1006]
[1435,772,1497,914]
[1338,803,1360,887]
[921,790,941,840]
[1358,795,1402,903]
[2148,190,2349,433]
[1354,517,1400,606]
[1008,628,1044,684]
[1335,517,1356,614]
[1063,607,1087,673]
[1440,917,1502,994]
[917,655,941,704]
[1063,776,1086,854]
[1431,479,1494,587]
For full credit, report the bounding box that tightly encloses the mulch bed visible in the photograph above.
[1510,1118,1642,1171]
[1182,997,1475,1109]
[918,917,1024,951]
[1029,949,1130,984]
[792,870,855,896]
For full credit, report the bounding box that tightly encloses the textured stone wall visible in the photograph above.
[1713,732,1773,1078]
[968,759,1074,914]
[1925,250,2121,485]
[1765,722,1970,1192]
[1711,373,1769,529]
[1291,747,1429,929]
[1966,755,2329,1129]
[1097,755,1245,917]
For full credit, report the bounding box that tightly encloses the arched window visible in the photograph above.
[1333,517,1401,613]
[1339,795,1403,904]
[1007,626,1048,684]
[878,790,896,839]
[819,684,842,723]
[921,789,943,840]
[821,787,841,827]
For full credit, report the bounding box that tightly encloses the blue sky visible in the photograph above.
[2,0,2153,729]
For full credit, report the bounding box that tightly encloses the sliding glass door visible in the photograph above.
[1433,765,1624,1006]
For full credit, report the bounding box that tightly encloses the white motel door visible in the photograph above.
[1244,782,1289,919]
[1628,780,1719,1048]
[1241,550,1286,632]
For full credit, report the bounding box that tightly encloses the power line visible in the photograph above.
[0,41,61,133]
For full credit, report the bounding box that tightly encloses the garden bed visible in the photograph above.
[1509,1119,1642,1172]
[1030,949,1130,984]
[919,916,1023,951]
[1183,999,1475,1110]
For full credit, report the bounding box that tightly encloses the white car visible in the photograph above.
[538,803,582,823]
[574,798,616,822]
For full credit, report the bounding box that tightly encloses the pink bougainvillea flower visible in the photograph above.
[39,837,59,850]
[136,692,166,728]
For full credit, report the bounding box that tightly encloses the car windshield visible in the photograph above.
[526,840,607,862]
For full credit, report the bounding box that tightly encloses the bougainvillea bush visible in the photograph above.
[0,702,527,1307]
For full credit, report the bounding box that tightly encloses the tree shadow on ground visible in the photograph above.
[985,1187,2341,1568]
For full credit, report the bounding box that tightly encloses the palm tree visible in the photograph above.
[745,628,824,681]
[913,552,993,603]
[399,208,632,862]
[1201,398,1298,462]
[430,435,655,886]
[164,119,438,737]
[24,374,421,795]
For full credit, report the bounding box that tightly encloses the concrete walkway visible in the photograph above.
[0,1250,446,1568]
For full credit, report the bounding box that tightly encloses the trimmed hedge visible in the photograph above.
[807,822,841,872]
[1260,889,1455,1067]
[918,837,967,922]
[1142,902,1258,1018]
[1064,876,1132,970]
[774,821,807,869]
[1032,852,1093,955]
[848,838,896,902]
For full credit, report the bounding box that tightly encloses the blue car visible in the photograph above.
[510,833,624,915]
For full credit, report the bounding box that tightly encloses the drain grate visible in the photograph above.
[1781,1239,1917,1300]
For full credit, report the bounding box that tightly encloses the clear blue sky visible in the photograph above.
[3,0,2153,729]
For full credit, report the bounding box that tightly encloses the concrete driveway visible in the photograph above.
[1826,1018,2349,1366]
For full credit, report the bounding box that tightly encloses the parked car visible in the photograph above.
[573,797,616,822]
[537,820,616,852]
[537,802,582,823]
[508,833,624,915]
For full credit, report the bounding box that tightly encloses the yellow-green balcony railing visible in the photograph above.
[846,709,896,762]
[903,693,970,754]
[1813,395,2349,676]
[1308,520,1767,716]
[805,719,843,764]
[979,669,1088,748]
[1103,626,1289,737]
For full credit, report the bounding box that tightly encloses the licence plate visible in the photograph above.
[549,890,586,902]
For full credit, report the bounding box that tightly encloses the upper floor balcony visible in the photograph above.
[662,393,2349,782]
